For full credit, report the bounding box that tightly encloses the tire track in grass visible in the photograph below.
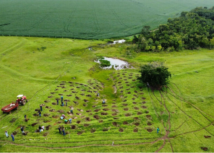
[157,91,174,152]
[164,89,214,137]
[170,83,214,121]
[148,89,173,152]
[0,139,158,149]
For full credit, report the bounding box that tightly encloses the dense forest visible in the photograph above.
[133,7,214,51]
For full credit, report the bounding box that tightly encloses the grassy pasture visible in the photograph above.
[0,36,214,152]
[0,0,214,39]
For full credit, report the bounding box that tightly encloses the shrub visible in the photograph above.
[100,60,111,67]
[138,62,171,90]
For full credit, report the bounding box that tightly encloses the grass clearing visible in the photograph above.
[0,36,214,152]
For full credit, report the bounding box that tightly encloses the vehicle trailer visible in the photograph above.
[1,101,18,114]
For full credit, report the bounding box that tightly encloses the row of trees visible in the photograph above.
[133,7,214,52]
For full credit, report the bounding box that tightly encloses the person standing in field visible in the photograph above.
[62,127,66,136]
[11,133,14,141]
[58,127,62,134]
[70,107,73,114]
[21,126,24,134]
[24,115,27,120]
[38,110,41,117]
[157,127,160,134]
[5,131,9,138]
[69,118,72,124]
[57,99,59,105]
[102,99,105,104]
[40,105,43,111]
[61,96,63,102]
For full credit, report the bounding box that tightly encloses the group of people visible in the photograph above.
[39,125,45,132]
[56,96,66,106]
[58,127,66,136]
[5,131,14,141]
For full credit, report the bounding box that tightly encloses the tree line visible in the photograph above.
[133,7,214,52]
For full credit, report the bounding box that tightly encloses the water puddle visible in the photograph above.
[95,57,130,70]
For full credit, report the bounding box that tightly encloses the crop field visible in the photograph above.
[0,0,214,39]
[0,36,214,152]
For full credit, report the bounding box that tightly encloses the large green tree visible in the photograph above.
[138,62,171,90]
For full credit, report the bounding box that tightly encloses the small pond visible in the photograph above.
[95,57,130,70]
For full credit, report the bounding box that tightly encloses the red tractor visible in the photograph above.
[16,94,28,105]
[1,94,28,114]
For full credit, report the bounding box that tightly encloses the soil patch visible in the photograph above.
[112,105,117,108]
[84,124,90,127]
[33,113,39,117]
[86,110,91,112]
[49,109,55,112]
[124,108,128,111]
[142,106,147,109]
[147,128,153,132]
[77,131,83,135]
[112,113,117,116]
[101,112,108,115]
[123,121,128,125]
[10,118,16,123]
[67,95,72,97]
[44,114,49,117]
[48,96,53,98]
[134,107,139,110]
[91,129,96,133]
[147,122,152,126]
[125,113,131,116]
[204,136,211,138]
[94,115,99,119]
[46,125,51,130]
[99,120,103,123]
[145,111,149,114]
[43,133,48,136]
[119,128,123,132]
[123,104,128,106]
[103,128,108,131]
[103,108,109,111]
[137,112,142,115]
[201,147,208,151]
[146,115,151,118]
[134,128,138,132]
[52,102,57,105]
[94,109,100,112]
[13,131,17,135]
[134,122,140,126]
[52,115,59,118]
[71,125,76,129]
[35,109,40,111]
[133,102,137,104]
[58,110,65,113]
[86,117,90,121]
[142,101,146,104]
[134,117,139,120]
[32,123,37,126]
[112,122,117,126]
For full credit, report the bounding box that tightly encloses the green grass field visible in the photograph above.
[0,36,214,152]
[0,0,214,39]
